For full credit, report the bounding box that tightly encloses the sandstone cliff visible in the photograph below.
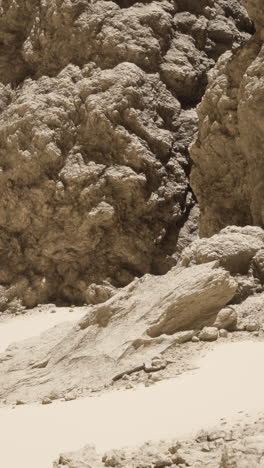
[0,0,252,310]
[190,0,264,238]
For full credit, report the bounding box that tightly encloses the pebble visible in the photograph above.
[154,455,172,467]
[199,327,218,341]
[122,374,130,381]
[151,373,162,382]
[42,397,52,405]
[219,329,228,338]
[246,321,260,332]
[208,430,226,441]
[64,392,77,401]
[201,443,211,452]
[168,442,181,454]
[192,336,200,342]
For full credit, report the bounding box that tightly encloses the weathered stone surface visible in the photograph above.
[190,0,264,237]
[54,444,104,468]
[0,0,252,309]
[54,418,264,468]
[213,307,237,330]
[199,326,218,341]
[0,261,236,402]
[180,226,264,275]
[229,293,264,330]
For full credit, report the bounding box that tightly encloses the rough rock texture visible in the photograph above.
[2,225,264,403]
[0,258,237,402]
[54,417,264,468]
[190,0,264,237]
[0,0,252,309]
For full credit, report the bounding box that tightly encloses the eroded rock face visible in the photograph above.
[0,0,252,308]
[0,258,237,402]
[54,419,264,468]
[190,0,264,237]
[2,225,264,403]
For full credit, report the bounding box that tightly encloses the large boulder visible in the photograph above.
[0,260,236,402]
[0,0,252,308]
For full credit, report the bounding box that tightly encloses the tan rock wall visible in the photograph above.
[0,0,251,307]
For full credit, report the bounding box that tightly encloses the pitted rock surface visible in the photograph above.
[0,0,252,309]
[190,0,264,237]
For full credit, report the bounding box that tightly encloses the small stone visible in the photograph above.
[16,400,25,405]
[171,454,186,465]
[69,308,74,313]
[219,329,228,338]
[196,430,208,442]
[208,430,226,441]
[50,309,57,313]
[42,397,52,405]
[253,331,259,336]
[154,455,172,467]
[168,442,181,454]
[47,391,62,401]
[246,321,260,332]
[151,358,166,367]
[192,336,200,342]
[144,359,167,372]
[64,392,77,401]
[201,443,211,452]
[102,450,122,467]
[199,327,218,341]
[125,383,133,389]
[122,374,129,381]
[151,373,162,382]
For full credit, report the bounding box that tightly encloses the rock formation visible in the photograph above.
[54,420,264,468]
[2,225,264,404]
[190,0,264,237]
[0,0,252,309]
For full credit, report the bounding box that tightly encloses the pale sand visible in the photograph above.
[0,307,87,353]
[0,339,263,468]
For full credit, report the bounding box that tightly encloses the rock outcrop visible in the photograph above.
[54,418,264,468]
[0,258,237,403]
[2,225,264,404]
[0,0,252,309]
[190,0,264,237]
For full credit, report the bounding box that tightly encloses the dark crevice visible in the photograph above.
[113,0,153,8]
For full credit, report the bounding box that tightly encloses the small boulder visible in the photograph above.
[213,307,237,330]
[199,327,218,341]
[246,321,260,332]
[154,454,172,467]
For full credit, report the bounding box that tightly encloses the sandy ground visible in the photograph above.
[0,322,264,468]
[0,307,88,353]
